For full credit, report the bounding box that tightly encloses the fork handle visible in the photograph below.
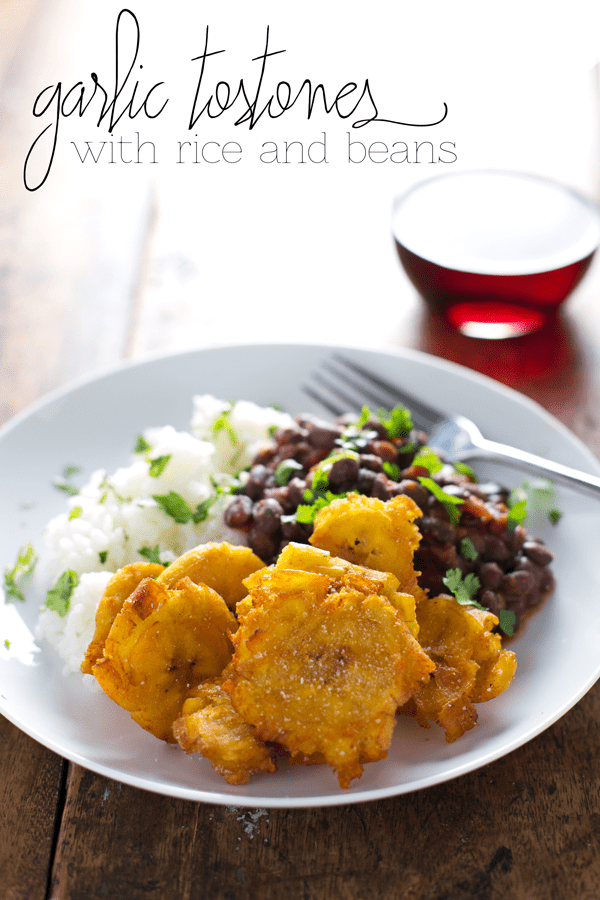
[460,438,600,500]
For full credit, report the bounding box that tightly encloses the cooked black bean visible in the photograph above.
[223,495,254,528]
[523,540,554,566]
[358,453,385,473]
[252,498,284,534]
[307,423,343,450]
[479,562,504,590]
[328,455,360,487]
[419,516,457,544]
[501,570,535,595]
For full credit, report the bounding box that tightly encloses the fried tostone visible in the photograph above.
[156,541,265,610]
[224,545,434,789]
[239,542,420,638]
[172,680,276,784]
[309,493,427,602]
[400,594,517,742]
[81,562,165,675]
[92,576,237,742]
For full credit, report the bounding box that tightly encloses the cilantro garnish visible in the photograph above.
[442,568,481,605]
[3,639,10,650]
[192,497,217,524]
[274,459,303,487]
[148,455,171,478]
[153,492,194,524]
[498,609,516,637]
[63,464,81,478]
[355,405,413,440]
[460,537,478,561]
[68,506,82,520]
[418,477,464,524]
[443,567,516,636]
[54,481,79,497]
[133,435,152,454]
[98,550,108,565]
[412,446,443,474]
[383,461,401,481]
[4,543,38,603]
[153,491,219,525]
[46,570,79,618]
[287,488,353,525]
[378,406,413,439]
[212,408,238,446]
[454,461,477,480]
[138,545,162,565]
[507,478,561,529]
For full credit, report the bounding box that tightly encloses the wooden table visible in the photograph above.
[2,3,600,898]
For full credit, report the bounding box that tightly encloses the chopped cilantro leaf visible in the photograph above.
[418,477,464,524]
[383,461,401,481]
[68,506,82,520]
[377,406,413,439]
[274,459,303,487]
[267,425,278,438]
[152,492,193,524]
[548,508,562,526]
[507,478,561,529]
[148,455,171,478]
[54,481,79,496]
[98,551,108,565]
[291,488,352,525]
[63,464,81,478]
[138,545,162,565]
[454,461,477,480]
[442,568,481,605]
[3,639,10,650]
[507,497,528,528]
[4,543,38,602]
[134,434,152,454]
[460,537,478,561]
[46,570,79,617]
[498,609,516,637]
[212,409,238,446]
[412,446,443,474]
[192,497,216,524]
[443,567,515,636]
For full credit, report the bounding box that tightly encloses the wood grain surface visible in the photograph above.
[2,4,600,898]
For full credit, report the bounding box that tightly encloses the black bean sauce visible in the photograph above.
[224,413,555,634]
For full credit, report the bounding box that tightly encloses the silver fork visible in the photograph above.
[302,354,600,500]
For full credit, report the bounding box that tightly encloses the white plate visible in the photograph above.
[1,342,600,808]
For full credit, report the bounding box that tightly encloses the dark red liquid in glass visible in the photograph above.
[395,242,595,338]
[391,171,600,338]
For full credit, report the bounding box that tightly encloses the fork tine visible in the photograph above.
[301,383,346,417]
[331,354,444,432]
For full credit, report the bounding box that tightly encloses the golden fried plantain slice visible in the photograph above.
[239,543,419,638]
[224,549,434,789]
[400,595,517,742]
[172,680,276,784]
[81,562,165,675]
[309,493,427,601]
[157,541,265,610]
[92,576,237,742]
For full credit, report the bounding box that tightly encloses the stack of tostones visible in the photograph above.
[83,494,518,789]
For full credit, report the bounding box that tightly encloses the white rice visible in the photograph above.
[34,395,293,677]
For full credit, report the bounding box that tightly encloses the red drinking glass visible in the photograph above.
[392,171,600,338]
